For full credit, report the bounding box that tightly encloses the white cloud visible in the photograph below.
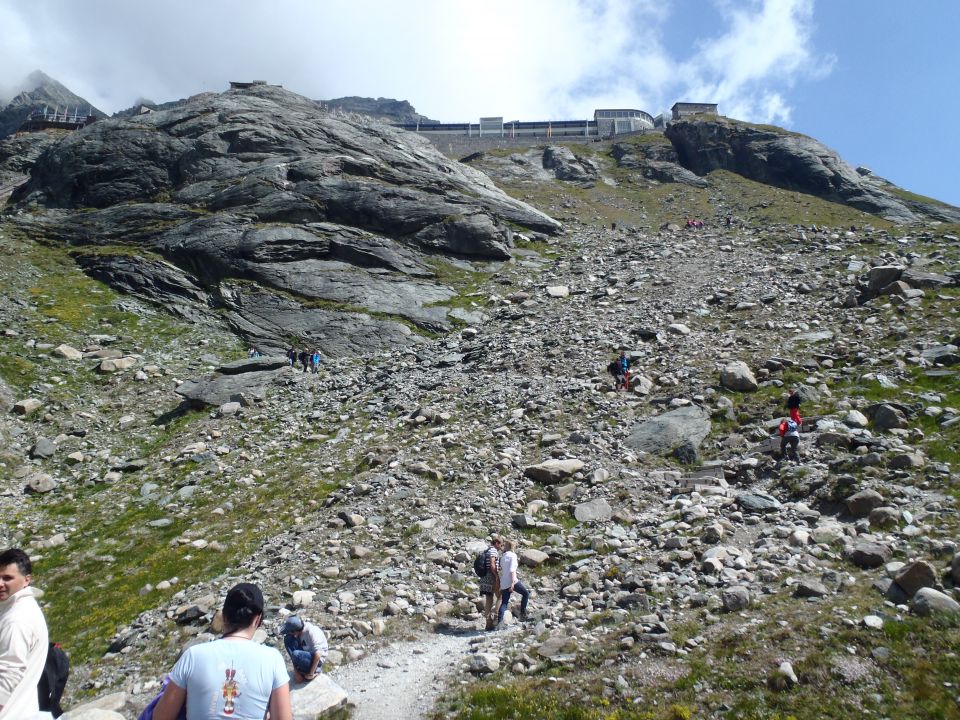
[0,0,828,126]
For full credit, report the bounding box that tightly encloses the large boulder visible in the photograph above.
[289,675,349,718]
[911,588,960,617]
[624,405,711,457]
[719,361,758,392]
[523,459,584,484]
[893,560,938,598]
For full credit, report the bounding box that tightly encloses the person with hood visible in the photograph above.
[0,548,49,720]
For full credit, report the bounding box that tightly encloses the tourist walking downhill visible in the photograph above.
[497,539,530,627]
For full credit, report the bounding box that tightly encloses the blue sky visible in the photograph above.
[1,0,958,207]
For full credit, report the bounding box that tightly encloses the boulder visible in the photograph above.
[719,361,758,392]
[624,405,711,457]
[176,370,283,408]
[519,548,549,567]
[52,344,83,360]
[846,542,892,569]
[722,586,751,612]
[13,398,42,416]
[736,492,781,513]
[466,653,501,675]
[25,472,57,494]
[845,489,884,518]
[289,674,349,718]
[911,588,960,616]
[524,459,584,484]
[893,560,938,598]
[866,403,909,430]
[573,498,613,523]
[30,437,57,459]
[920,345,960,366]
[97,356,138,373]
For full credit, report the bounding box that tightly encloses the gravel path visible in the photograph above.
[329,626,487,720]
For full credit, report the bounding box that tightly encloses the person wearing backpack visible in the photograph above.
[37,642,68,718]
[779,417,801,462]
[477,535,502,631]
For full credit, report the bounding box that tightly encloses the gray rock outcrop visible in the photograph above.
[665,116,960,223]
[11,84,560,355]
[624,405,711,457]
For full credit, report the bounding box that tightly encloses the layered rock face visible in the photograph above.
[665,116,960,223]
[12,84,560,355]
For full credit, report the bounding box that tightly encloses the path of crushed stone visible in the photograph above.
[329,626,489,720]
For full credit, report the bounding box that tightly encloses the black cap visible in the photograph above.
[224,582,264,615]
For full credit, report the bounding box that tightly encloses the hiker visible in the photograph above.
[281,616,328,682]
[286,347,297,367]
[497,539,530,626]
[247,346,261,358]
[310,349,321,374]
[152,583,291,720]
[779,417,801,463]
[610,350,629,391]
[479,534,502,631]
[0,548,49,720]
[37,642,69,718]
[298,348,309,373]
[786,388,802,424]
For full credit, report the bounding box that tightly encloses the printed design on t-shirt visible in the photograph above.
[222,666,241,715]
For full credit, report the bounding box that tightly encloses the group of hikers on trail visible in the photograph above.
[286,347,322,373]
[476,534,531,631]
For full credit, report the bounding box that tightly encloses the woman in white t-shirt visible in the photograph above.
[497,539,530,626]
[153,583,292,720]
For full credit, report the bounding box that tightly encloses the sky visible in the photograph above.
[1,0,958,207]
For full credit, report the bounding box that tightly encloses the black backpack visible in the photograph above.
[473,549,489,577]
[38,642,69,718]
[607,361,619,377]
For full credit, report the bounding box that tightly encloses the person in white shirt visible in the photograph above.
[497,539,530,626]
[153,582,291,720]
[0,548,50,720]
[282,616,328,682]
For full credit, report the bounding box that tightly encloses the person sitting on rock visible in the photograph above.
[282,616,328,682]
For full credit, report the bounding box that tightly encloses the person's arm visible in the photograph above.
[510,557,518,590]
[268,682,293,720]
[305,627,328,678]
[152,680,187,720]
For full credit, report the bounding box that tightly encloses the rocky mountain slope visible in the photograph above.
[0,70,106,139]
[0,98,958,720]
